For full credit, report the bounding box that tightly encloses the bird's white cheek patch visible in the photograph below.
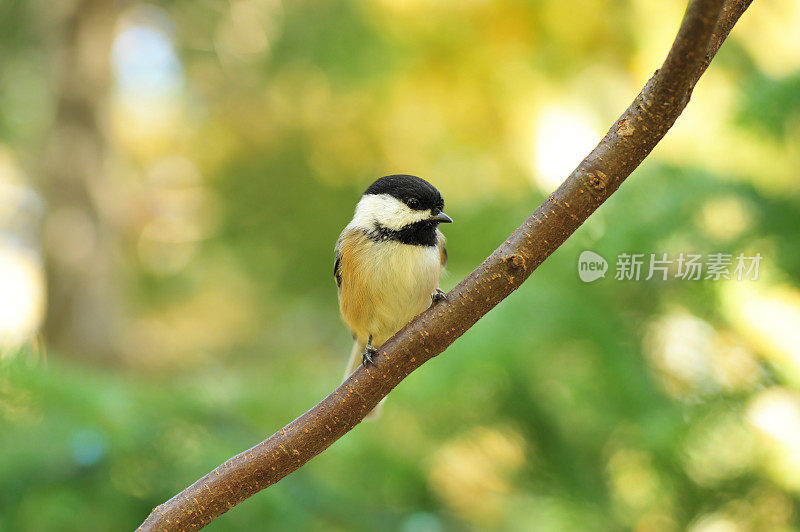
[351,194,431,231]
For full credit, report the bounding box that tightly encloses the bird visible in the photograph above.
[334,174,452,419]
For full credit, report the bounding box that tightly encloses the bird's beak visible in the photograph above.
[431,211,453,223]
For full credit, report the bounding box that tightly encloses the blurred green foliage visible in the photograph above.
[2,0,800,531]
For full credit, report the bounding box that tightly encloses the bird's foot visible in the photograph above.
[431,288,447,305]
[362,337,378,367]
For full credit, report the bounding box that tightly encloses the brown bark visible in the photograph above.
[138,0,753,529]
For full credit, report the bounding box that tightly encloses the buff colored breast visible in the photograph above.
[338,229,443,347]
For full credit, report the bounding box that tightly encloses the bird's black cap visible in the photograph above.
[363,174,444,212]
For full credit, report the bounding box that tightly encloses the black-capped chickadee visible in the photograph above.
[335,175,452,418]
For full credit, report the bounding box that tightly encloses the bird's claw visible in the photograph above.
[362,344,378,367]
[431,288,447,305]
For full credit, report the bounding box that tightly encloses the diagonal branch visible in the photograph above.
[138,0,753,529]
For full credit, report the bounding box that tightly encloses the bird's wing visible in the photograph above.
[437,231,447,268]
[334,235,343,289]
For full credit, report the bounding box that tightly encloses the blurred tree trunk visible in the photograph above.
[41,0,120,361]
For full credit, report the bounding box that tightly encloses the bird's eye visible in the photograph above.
[406,198,420,209]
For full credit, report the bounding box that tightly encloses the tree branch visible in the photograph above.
[138,1,753,529]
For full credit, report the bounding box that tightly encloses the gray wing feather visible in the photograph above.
[333,235,343,288]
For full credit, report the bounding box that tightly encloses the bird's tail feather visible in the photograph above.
[342,340,384,421]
